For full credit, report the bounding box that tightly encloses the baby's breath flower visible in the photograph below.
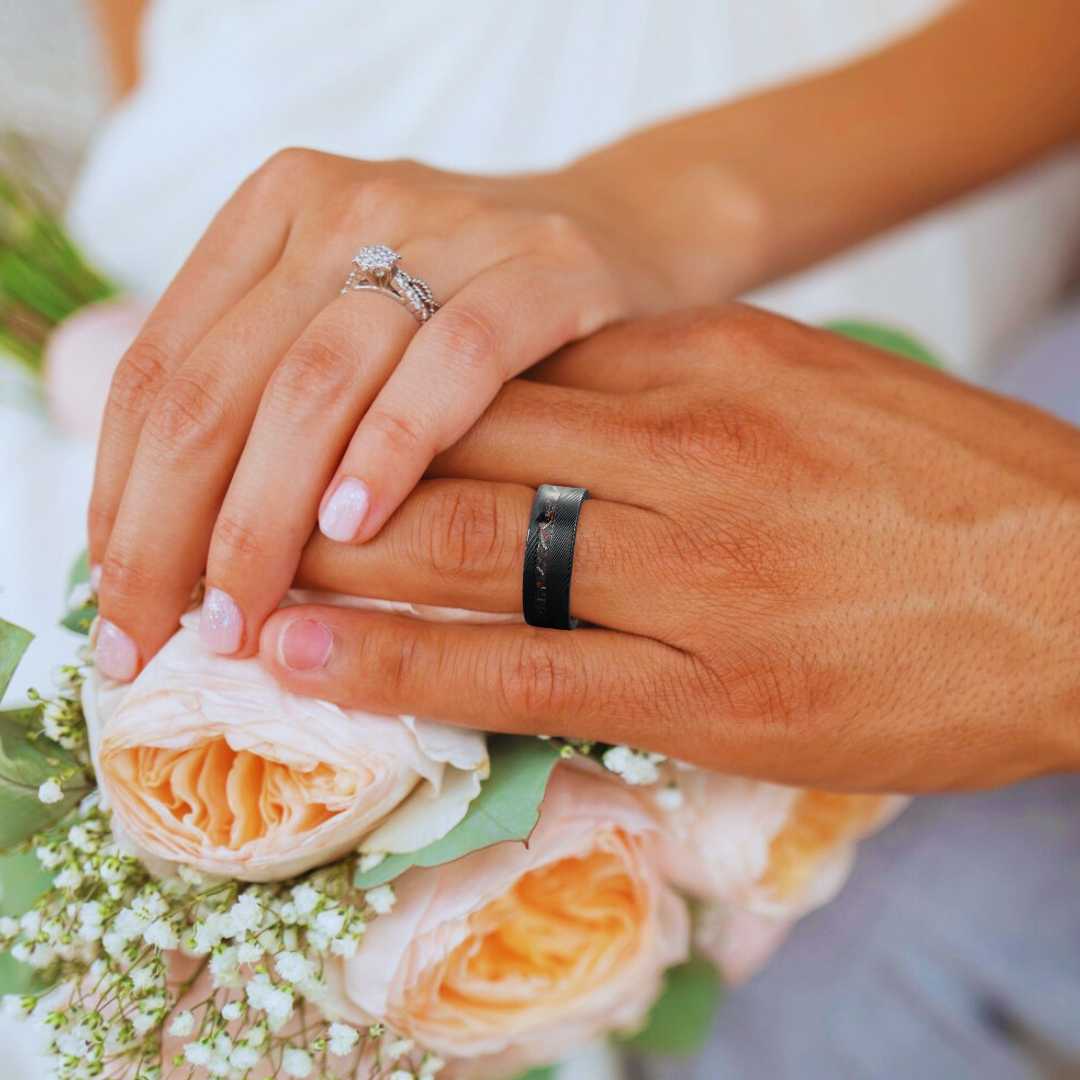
[327,1022,359,1057]
[167,1010,195,1037]
[54,867,83,891]
[357,851,386,873]
[282,1046,314,1077]
[35,845,63,869]
[365,884,396,915]
[275,951,315,985]
[236,940,263,965]
[230,1044,260,1070]
[291,883,321,916]
[143,918,179,950]
[384,1037,414,1061]
[420,1055,446,1077]
[38,779,64,805]
[184,1040,212,1066]
[602,744,664,785]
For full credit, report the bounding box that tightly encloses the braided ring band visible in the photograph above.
[341,244,440,323]
[522,484,590,630]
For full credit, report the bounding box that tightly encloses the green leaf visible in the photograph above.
[61,549,96,636]
[619,958,724,1055]
[825,320,944,369]
[0,618,33,700]
[355,736,561,889]
[0,851,52,996]
[0,708,88,852]
[510,1068,556,1080]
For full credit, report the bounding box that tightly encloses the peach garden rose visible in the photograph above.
[331,766,690,1078]
[82,607,489,882]
[647,770,905,982]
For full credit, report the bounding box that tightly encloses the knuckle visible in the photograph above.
[256,146,321,185]
[339,174,413,232]
[107,339,173,419]
[647,394,779,471]
[212,512,265,564]
[99,549,159,603]
[365,406,431,460]
[533,210,595,261]
[423,305,501,386]
[710,641,809,730]
[418,484,507,580]
[369,623,421,708]
[493,635,586,721]
[143,375,230,454]
[269,333,355,409]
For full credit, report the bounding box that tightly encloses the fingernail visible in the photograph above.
[279,618,333,671]
[200,587,244,655]
[95,619,138,681]
[89,564,102,591]
[319,477,370,542]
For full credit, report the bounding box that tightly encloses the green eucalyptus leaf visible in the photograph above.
[0,851,52,997]
[619,957,724,1056]
[510,1068,556,1080]
[61,549,96,635]
[355,736,560,889]
[826,319,943,369]
[0,618,33,700]
[0,708,88,852]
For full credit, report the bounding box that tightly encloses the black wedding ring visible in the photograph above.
[522,484,589,630]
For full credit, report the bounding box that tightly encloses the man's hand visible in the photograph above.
[256,308,1080,793]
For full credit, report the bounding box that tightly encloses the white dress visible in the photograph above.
[2,2,1079,1075]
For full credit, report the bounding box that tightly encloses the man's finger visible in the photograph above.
[257,604,690,753]
[295,478,661,636]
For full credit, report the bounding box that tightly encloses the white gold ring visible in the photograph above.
[341,244,440,323]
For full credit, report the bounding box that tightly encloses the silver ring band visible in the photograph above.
[341,244,440,323]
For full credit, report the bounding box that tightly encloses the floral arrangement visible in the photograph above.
[0,560,901,1080]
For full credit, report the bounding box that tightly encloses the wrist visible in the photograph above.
[550,138,776,304]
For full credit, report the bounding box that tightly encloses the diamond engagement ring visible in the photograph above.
[341,244,440,323]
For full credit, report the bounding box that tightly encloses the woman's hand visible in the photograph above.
[89,149,756,680]
[255,308,1080,793]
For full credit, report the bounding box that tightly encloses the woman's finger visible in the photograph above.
[258,604,691,753]
[295,478,659,636]
[317,253,620,544]
[87,159,298,568]
[95,267,332,680]
[199,294,417,656]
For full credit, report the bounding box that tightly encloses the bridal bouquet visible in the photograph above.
[0,561,901,1080]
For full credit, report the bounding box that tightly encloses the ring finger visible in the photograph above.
[293,477,667,639]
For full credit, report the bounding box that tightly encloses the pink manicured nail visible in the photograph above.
[95,619,138,681]
[319,478,370,542]
[201,587,244,655]
[279,618,333,671]
[89,564,102,591]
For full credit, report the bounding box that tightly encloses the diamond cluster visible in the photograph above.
[353,243,400,274]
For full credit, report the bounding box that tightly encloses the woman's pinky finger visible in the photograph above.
[257,605,686,751]
[317,254,621,545]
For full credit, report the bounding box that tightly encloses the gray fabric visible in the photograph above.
[633,776,1080,1080]
[633,303,1080,1080]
